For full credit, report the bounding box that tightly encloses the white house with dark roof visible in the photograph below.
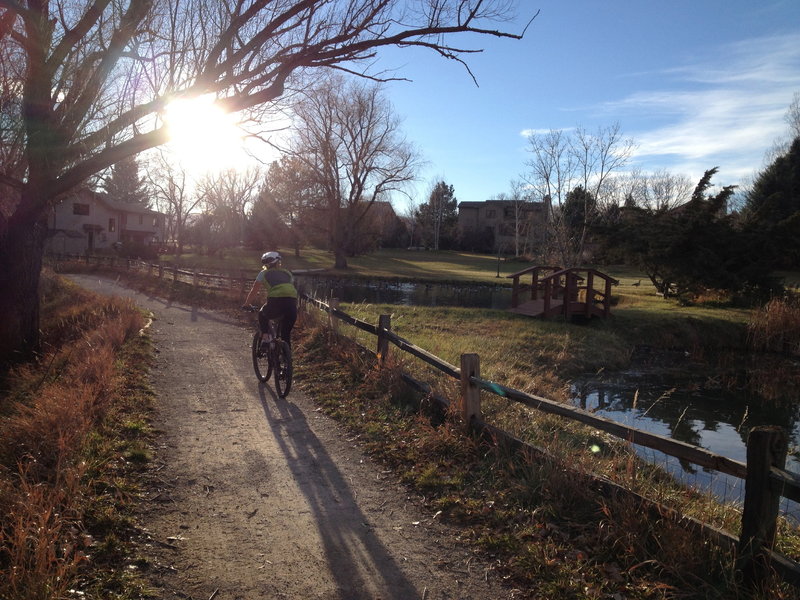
[46,188,164,254]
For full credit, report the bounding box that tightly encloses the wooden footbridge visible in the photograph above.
[507,265,618,319]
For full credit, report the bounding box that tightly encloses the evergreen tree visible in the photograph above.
[741,136,800,267]
[102,155,150,206]
[609,169,778,301]
[416,181,458,250]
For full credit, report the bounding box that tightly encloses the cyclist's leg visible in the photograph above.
[257,302,271,340]
[275,297,297,347]
[259,299,282,340]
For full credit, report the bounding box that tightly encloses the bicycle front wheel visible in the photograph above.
[252,332,272,383]
[273,340,293,397]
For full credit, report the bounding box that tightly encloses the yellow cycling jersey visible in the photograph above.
[256,267,298,298]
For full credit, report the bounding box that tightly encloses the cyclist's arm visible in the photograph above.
[244,280,264,306]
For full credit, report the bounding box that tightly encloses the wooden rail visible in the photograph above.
[52,252,800,587]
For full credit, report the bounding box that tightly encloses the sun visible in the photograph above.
[164,95,246,175]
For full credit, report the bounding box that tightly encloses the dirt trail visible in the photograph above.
[70,275,513,600]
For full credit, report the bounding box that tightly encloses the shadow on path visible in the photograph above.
[257,387,421,599]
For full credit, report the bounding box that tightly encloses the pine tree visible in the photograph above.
[416,181,458,250]
[102,155,150,206]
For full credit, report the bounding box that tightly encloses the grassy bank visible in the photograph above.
[0,271,154,599]
[293,312,798,599]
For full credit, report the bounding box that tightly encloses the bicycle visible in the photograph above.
[242,305,293,397]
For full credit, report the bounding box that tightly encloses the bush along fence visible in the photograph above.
[299,293,800,591]
[53,253,800,588]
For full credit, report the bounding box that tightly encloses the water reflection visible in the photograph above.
[571,364,800,518]
[295,275,512,309]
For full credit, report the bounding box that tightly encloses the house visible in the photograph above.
[46,188,165,255]
[458,198,550,254]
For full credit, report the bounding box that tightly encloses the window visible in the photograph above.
[153,216,158,227]
[108,218,116,232]
[486,209,496,218]
[73,203,90,215]
[504,207,515,219]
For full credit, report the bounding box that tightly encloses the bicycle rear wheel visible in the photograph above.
[273,340,293,397]
[252,332,272,383]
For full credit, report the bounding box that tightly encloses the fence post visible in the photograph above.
[158,264,164,279]
[377,314,391,366]
[173,265,178,282]
[738,425,788,585]
[193,271,198,287]
[459,353,481,430]
[329,298,339,334]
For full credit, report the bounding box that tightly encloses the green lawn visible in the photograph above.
[161,247,530,283]
[161,246,759,352]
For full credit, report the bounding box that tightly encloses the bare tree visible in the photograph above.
[250,155,320,256]
[0,0,532,362]
[786,91,800,141]
[291,74,420,268]
[402,195,420,248]
[524,123,634,266]
[145,151,202,254]
[196,167,262,254]
[506,179,534,256]
[607,168,693,212]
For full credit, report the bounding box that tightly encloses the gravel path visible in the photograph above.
[69,275,514,600]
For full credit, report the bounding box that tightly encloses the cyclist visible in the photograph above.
[243,251,298,348]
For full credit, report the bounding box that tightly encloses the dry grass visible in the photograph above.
[293,313,799,599]
[0,271,149,599]
[748,297,800,357]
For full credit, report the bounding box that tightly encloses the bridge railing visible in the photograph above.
[508,265,618,318]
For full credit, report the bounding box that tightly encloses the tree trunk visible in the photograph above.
[334,249,348,269]
[0,212,48,366]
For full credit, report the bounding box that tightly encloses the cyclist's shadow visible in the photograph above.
[257,386,421,600]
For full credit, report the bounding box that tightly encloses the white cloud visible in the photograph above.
[519,127,574,138]
[601,33,800,183]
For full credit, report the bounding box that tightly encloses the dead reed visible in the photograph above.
[748,296,800,357]
[0,272,146,599]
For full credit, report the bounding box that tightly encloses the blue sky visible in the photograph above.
[376,1,800,212]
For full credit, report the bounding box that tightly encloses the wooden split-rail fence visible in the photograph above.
[302,293,800,590]
[53,253,800,588]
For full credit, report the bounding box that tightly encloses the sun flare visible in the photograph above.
[164,96,246,175]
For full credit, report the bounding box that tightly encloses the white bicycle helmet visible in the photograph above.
[261,251,282,266]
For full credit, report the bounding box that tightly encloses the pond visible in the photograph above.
[570,353,800,519]
[295,275,513,309]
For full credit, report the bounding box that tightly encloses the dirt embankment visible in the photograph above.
[70,275,515,600]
